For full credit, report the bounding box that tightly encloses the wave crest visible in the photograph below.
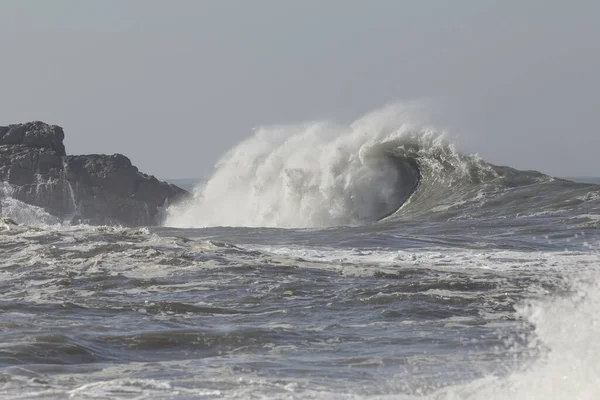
[166,105,494,228]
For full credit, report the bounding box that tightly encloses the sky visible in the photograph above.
[1,0,598,178]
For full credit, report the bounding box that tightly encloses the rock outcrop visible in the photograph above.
[0,122,66,156]
[0,122,189,226]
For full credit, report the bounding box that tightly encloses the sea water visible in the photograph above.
[1,105,599,399]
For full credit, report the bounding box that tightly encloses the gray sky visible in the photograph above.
[1,0,598,178]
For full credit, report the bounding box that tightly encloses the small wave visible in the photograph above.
[137,301,251,315]
[0,334,104,366]
[68,378,181,399]
[103,328,279,353]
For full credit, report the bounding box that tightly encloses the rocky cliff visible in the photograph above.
[0,122,189,226]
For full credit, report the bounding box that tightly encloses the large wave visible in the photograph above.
[164,104,585,229]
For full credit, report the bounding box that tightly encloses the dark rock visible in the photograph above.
[0,122,66,156]
[0,122,189,226]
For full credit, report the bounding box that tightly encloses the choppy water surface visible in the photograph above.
[2,107,600,398]
[2,185,600,399]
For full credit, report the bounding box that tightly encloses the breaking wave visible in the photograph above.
[431,267,600,400]
[0,182,62,226]
[165,104,555,228]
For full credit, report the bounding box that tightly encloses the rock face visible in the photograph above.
[0,122,66,156]
[0,122,189,226]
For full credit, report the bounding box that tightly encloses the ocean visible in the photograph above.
[1,108,599,399]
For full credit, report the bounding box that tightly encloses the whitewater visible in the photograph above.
[2,104,600,399]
